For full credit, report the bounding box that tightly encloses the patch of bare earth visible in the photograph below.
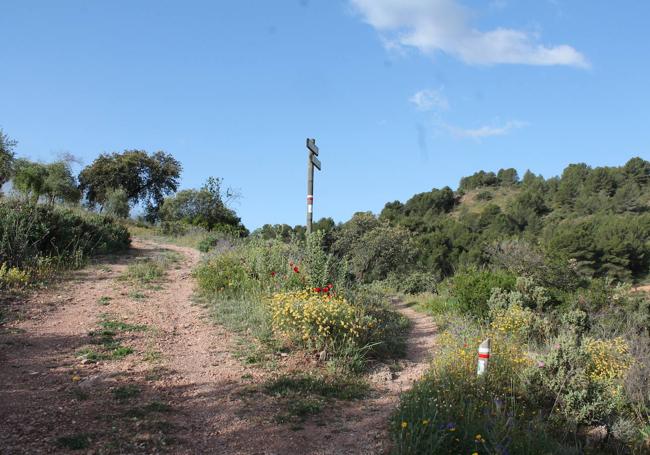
[0,239,436,454]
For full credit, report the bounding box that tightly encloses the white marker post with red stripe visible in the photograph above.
[477,338,490,376]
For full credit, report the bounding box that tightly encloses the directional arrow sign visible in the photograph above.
[306,138,319,156]
[311,155,321,171]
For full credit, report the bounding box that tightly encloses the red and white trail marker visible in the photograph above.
[477,338,491,376]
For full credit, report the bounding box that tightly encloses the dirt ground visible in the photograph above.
[0,239,436,454]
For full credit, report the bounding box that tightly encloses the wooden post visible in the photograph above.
[306,138,321,234]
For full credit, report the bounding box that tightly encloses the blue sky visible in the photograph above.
[1,1,648,229]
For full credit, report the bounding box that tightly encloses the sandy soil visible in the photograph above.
[0,239,436,454]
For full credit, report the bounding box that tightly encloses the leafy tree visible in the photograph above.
[12,159,47,202]
[554,163,591,208]
[347,223,414,282]
[103,187,130,218]
[623,157,650,186]
[159,177,245,234]
[613,180,643,213]
[254,224,296,241]
[459,171,499,192]
[43,161,80,204]
[313,217,335,234]
[13,159,80,204]
[497,168,519,186]
[78,150,181,221]
[507,187,548,232]
[331,212,380,259]
[0,129,17,190]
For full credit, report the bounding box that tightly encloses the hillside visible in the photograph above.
[372,157,650,283]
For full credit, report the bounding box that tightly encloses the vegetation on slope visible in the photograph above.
[0,201,130,289]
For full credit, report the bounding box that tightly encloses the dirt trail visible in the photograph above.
[0,239,436,454]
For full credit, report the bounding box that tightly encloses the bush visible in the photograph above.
[0,200,130,271]
[0,263,30,289]
[267,289,363,349]
[197,232,223,253]
[396,271,438,294]
[194,252,254,296]
[475,190,493,201]
[352,286,411,359]
[526,332,633,427]
[392,318,579,454]
[450,268,516,318]
[158,220,189,237]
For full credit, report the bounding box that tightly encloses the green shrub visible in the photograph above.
[526,332,633,427]
[158,220,188,237]
[475,190,493,201]
[0,263,30,289]
[450,268,516,318]
[396,271,439,294]
[392,319,580,454]
[352,287,411,359]
[194,252,254,296]
[0,200,130,271]
[197,233,221,252]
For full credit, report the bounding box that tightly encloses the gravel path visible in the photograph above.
[0,239,436,454]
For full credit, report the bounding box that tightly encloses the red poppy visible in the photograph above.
[293,266,299,273]
[271,272,276,277]
[314,287,321,292]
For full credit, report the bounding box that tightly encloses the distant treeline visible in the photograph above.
[255,157,650,283]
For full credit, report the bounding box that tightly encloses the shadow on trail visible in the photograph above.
[0,329,291,454]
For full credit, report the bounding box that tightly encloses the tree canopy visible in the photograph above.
[0,129,17,189]
[159,177,246,235]
[78,150,181,221]
[12,159,80,204]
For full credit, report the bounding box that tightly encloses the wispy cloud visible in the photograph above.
[349,0,589,68]
[444,120,528,139]
[409,88,449,111]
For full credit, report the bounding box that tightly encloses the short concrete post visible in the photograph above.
[477,338,490,376]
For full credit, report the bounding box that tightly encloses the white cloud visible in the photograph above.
[350,0,589,68]
[409,88,449,111]
[444,120,528,139]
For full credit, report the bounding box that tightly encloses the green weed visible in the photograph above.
[56,433,92,450]
[99,318,147,332]
[97,296,112,305]
[265,373,368,400]
[275,397,324,424]
[112,385,141,400]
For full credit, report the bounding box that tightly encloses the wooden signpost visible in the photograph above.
[306,138,321,234]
